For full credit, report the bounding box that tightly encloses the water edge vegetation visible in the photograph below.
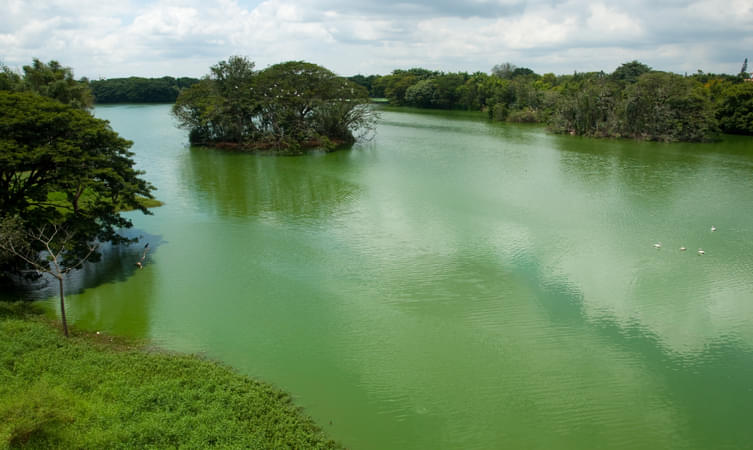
[0,302,339,448]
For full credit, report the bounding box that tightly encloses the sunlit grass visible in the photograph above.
[0,302,338,449]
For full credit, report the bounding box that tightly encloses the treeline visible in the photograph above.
[90,76,199,103]
[348,61,753,141]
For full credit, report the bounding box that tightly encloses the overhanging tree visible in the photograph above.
[0,218,97,337]
[0,91,154,328]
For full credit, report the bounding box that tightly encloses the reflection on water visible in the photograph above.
[17,104,753,449]
[180,147,363,223]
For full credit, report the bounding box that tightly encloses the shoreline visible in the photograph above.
[0,301,340,448]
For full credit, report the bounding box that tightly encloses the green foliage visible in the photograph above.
[0,65,21,91]
[0,304,339,448]
[0,91,154,276]
[0,381,75,447]
[716,82,753,135]
[621,72,717,141]
[549,76,621,137]
[507,107,540,123]
[17,59,93,109]
[90,76,199,103]
[611,60,652,84]
[173,57,374,153]
[342,59,749,141]
[550,71,718,141]
[347,74,383,97]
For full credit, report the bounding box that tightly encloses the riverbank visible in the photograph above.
[0,302,339,449]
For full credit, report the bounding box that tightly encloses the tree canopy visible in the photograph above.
[19,59,93,109]
[0,91,154,280]
[173,57,375,154]
[90,76,199,103]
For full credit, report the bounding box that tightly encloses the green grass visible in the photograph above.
[0,302,338,449]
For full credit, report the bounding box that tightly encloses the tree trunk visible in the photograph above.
[58,276,69,337]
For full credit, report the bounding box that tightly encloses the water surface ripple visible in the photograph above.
[13,105,753,449]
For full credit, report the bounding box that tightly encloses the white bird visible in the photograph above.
[653,242,662,249]
[680,246,687,251]
[698,249,705,255]
[711,226,717,232]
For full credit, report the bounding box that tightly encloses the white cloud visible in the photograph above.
[1,0,751,77]
[586,3,643,39]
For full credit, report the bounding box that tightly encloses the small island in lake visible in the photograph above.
[172,57,377,155]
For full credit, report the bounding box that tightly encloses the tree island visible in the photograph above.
[172,57,376,154]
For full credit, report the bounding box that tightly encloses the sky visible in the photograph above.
[1,0,752,79]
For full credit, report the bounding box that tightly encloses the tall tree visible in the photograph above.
[620,72,717,141]
[20,59,93,109]
[611,60,652,84]
[717,82,753,135]
[0,91,154,284]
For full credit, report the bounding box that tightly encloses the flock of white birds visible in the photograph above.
[654,226,716,255]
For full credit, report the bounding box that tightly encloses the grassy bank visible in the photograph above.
[0,302,338,449]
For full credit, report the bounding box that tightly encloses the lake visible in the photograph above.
[15,104,753,449]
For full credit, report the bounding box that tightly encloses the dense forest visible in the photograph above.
[90,76,199,103]
[348,60,753,141]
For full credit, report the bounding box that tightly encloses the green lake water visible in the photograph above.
[14,104,753,449]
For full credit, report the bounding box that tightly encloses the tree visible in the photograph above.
[0,63,21,90]
[0,91,154,283]
[717,82,753,135]
[173,58,375,153]
[20,59,93,109]
[740,58,749,78]
[620,72,717,141]
[492,62,517,79]
[611,60,652,84]
[0,218,97,337]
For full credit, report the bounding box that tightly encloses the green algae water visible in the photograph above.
[16,105,753,449]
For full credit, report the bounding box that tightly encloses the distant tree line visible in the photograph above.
[172,56,376,154]
[348,60,753,141]
[90,76,199,103]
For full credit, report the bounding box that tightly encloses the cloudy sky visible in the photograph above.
[1,0,751,79]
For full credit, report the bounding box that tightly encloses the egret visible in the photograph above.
[698,249,705,255]
[653,242,662,249]
[711,226,717,232]
[680,247,687,251]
